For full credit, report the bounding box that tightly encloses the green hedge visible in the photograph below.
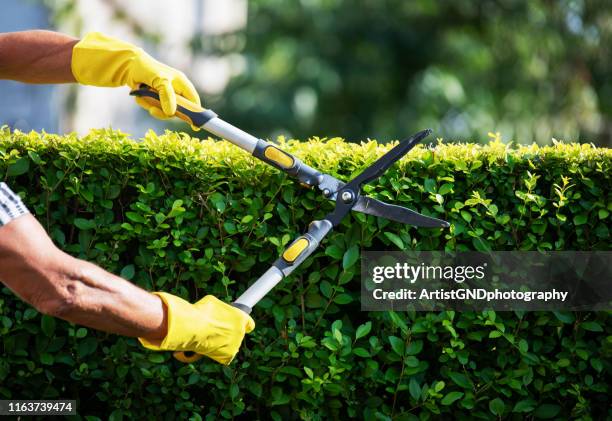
[0,127,610,420]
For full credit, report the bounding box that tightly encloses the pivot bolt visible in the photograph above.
[341,190,354,204]
[323,188,331,197]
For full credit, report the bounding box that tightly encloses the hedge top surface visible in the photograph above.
[2,127,610,174]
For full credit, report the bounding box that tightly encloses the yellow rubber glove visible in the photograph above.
[71,32,200,121]
[138,293,255,365]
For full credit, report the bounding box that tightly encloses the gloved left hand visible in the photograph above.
[138,293,255,365]
[71,31,200,121]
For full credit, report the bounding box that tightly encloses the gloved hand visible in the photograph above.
[71,32,200,121]
[138,293,255,365]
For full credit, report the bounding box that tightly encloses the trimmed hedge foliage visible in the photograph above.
[0,127,610,420]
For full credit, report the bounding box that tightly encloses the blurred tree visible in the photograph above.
[192,0,612,146]
[37,0,612,145]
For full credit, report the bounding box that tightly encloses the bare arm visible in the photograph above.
[0,30,77,83]
[0,215,167,340]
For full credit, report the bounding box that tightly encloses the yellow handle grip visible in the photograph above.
[282,237,311,263]
[263,145,295,169]
[129,85,215,128]
[173,351,204,363]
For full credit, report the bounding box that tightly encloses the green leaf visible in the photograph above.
[115,366,129,380]
[441,391,464,405]
[580,321,603,332]
[74,218,96,230]
[120,264,135,280]
[489,330,503,339]
[333,326,343,343]
[405,356,419,367]
[325,245,344,260]
[338,270,354,285]
[271,386,291,406]
[424,178,436,193]
[573,214,588,225]
[7,157,29,176]
[438,183,454,195]
[472,237,491,252]
[81,189,94,203]
[210,192,226,213]
[448,372,470,389]
[353,347,370,357]
[320,281,333,298]
[205,248,214,259]
[533,404,561,419]
[384,232,404,249]
[512,399,536,413]
[187,372,200,385]
[23,308,38,320]
[77,338,98,358]
[389,336,405,356]
[334,293,352,304]
[229,383,239,400]
[223,221,237,234]
[408,378,421,400]
[388,311,409,334]
[406,340,423,355]
[109,409,123,421]
[28,151,43,164]
[489,398,505,416]
[590,358,603,372]
[1,316,13,329]
[40,353,54,365]
[126,212,146,223]
[355,322,372,340]
[553,311,575,324]
[41,315,56,337]
[148,353,165,364]
[342,244,359,269]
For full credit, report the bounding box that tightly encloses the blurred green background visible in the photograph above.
[204,0,612,146]
[2,0,612,146]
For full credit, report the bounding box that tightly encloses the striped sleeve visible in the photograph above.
[0,183,30,228]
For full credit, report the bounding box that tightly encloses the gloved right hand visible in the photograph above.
[71,31,200,121]
[138,293,255,365]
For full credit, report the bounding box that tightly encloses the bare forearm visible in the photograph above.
[0,215,166,339]
[0,30,77,83]
[55,257,168,338]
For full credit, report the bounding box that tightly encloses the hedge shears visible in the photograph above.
[130,85,449,362]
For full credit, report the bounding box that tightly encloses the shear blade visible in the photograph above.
[352,196,450,228]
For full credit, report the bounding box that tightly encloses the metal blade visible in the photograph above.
[316,172,449,227]
[347,129,432,189]
[352,196,450,228]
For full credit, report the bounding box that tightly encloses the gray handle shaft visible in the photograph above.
[203,117,259,153]
[202,117,323,187]
[233,267,284,310]
[233,220,333,310]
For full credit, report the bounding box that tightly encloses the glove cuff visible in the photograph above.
[71,31,141,87]
[138,292,200,351]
